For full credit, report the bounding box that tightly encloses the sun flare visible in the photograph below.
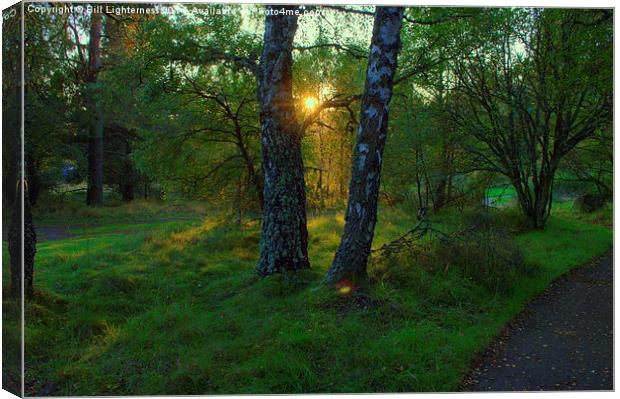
[304,97,318,111]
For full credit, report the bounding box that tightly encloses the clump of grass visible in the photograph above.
[371,209,533,295]
[553,200,612,227]
[439,228,531,294]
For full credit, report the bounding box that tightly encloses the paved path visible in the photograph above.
[466,253,613,391]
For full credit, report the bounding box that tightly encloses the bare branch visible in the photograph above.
[294,43,367,59]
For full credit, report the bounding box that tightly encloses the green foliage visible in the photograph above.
[18,5,612,223]
[440,8,612,227]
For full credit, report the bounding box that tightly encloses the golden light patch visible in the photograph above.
[337,285,352,295]
[304,97,318,111]
[335,281,354,297]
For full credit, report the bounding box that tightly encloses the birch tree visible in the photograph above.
[326,6,404,284]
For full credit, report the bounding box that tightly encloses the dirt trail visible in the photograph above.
[466,253,613,391]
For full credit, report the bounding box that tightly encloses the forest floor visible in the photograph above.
[1,202,613,395]
[465,253,613,391]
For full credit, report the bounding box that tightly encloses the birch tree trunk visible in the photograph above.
[326,6,404,285]
[86,13,104,206]
[256,5,310,276]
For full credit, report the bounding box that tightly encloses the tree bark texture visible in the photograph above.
[86,13,104,206]
[326,6,404,284]
[256,5,310,276]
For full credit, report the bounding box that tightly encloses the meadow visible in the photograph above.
[2,200,612,395]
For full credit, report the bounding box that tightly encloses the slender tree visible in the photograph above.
[326,6,404,284]
[255,5,311,276]
[86,12,104,206]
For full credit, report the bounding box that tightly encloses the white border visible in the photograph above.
[0,1,616,399]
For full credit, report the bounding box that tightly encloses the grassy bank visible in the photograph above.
[30,199,211,226]
[2,204,612,395]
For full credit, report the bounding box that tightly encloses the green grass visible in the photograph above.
[551,201,613,226]
[485,185,517,205]
[31,199,212,226]
[2,203,612,395]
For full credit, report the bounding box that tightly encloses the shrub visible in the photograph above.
[461,207,529,233]
[371,211,533,295]
[439,227,529,294]
[574,193,608,213]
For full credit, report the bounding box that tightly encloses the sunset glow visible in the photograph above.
[304,97,318,111]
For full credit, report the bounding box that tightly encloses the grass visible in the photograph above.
[31,199,211,226]
[2,202,612,395]
[485,185,517,205]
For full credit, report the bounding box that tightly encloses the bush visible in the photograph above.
[371,211,533,295]
[461,207,529,233]
[574,193,608,213]
[439,227,529,294]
